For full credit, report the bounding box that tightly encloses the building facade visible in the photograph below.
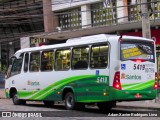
[51,0,160,32]
[0,0,44,73]
[31,0,160,42]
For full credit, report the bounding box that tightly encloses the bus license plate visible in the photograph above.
[134,93,142,98]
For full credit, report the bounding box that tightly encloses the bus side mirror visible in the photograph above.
[9,56,17,65]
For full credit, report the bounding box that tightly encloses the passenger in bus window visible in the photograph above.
[64,62,70,69]
[100,56,107,67]
[56,58,62,70]
[74,60,88,69]
[30,60,39,71]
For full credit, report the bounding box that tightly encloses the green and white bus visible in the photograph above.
[5,34,158,110]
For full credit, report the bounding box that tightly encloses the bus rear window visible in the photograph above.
[120,41,155,62]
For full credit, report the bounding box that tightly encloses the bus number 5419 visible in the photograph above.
[133,64,145,70]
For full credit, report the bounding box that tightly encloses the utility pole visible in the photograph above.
[141,0,151,39]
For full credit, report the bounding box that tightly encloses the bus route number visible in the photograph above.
[133,64,145,70]
[97,77,108,83]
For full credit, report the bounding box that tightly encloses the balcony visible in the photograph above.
[37,1,160,40]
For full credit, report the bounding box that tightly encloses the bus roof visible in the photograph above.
[16,34,153,55]
[17,34,112,53]
[122,35,153,41]
[66,34,116,43]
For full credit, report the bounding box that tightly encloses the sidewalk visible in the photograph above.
[0,89,5,99]
[0,81,5,99]
[116,100,160,110]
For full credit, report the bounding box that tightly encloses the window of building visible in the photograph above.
[72,46,89,69]
[55,49,70,71]
[128,0,160,21]
[150,0,160,19]
[91,2,117,26]
[128,0,141,21]
[24,53,29,72]
[29,52,40,72]
[41,51,54,71]
[58,8,81,30]
[90,44,108,69]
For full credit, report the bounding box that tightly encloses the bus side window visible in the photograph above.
[41,51,54,71]
[29,52,40,72]
[72,46,89,70]
[55,49,70,71]
[90,44,108,69]
[24,53,29,72]
[10,59,23,77]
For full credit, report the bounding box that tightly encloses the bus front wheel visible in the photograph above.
[12,92,26,105]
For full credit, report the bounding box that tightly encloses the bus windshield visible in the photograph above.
[120,40,155,63]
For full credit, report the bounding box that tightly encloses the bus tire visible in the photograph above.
[64,92,76,110]
[12,92,23,105]
[43,101,54,107]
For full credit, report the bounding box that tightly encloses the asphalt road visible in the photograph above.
[0,99,160,120]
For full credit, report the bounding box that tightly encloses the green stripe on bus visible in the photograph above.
[122,83,139,88]
[18,75,154,101]
[122,80,154,90]
[33,75,96,100]
[18,91,35,98]
[18,75,108,100]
